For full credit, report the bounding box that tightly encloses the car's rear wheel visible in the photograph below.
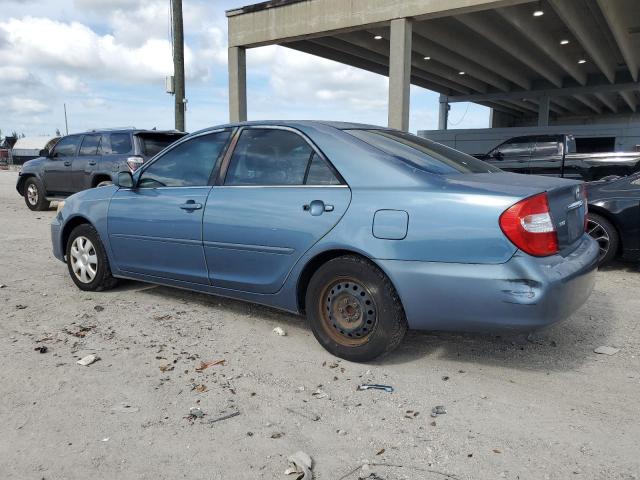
[587,213,619,267]
[23,177,50,211]
[66,224,118,291]
[306,255,407,362]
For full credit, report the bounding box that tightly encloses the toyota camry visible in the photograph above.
[51,121,599,361]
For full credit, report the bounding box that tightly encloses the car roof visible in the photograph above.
[190,120,390,136]
[73,129,185,136]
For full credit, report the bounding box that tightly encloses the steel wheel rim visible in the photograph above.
[70,236,98,283]
[587,219,610,260]
[319,277,378,347]
[27,184,38,205]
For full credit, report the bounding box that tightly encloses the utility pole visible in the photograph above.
[171,0,185,132]
[64,103,69,135]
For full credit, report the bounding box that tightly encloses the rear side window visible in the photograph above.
[79,135,101,155]
[52,136,80,158]
[225,128,339,186]
[348,129,499,174]
[110,133,132,154]
[138,131,231,188]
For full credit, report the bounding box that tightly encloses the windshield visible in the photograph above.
[136,133,185,157]
[346,129,500,174]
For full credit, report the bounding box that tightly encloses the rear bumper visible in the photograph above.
[377,234,599,332]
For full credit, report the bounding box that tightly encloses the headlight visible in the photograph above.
[56,200,65,213]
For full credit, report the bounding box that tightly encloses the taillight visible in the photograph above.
[499,192,558,257]
[126,156,144,172]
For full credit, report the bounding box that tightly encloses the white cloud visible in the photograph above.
[56,73,88,92]
[0,65,30,82]
[0,16,202,83]
[0,96,49,114]
[81,97,107,109]
[248,46,389,112]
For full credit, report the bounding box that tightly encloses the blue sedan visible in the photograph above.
[51,121,599,361]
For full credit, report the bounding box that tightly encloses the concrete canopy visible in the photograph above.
[226,0,640,129]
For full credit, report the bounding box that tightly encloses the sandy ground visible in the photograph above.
[0,170,639,480]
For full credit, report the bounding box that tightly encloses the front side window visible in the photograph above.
[348,129,499,174]
[52,136,80,158]
[225,128,339,186]
[79,135,101,156]
[138,131,231,188]
[495,138,533,157]
[110,133,132,154]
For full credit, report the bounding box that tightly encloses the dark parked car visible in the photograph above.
[16,128,186,210]
[51,121,598,361]
[476,134,640,181]
[586,172,640,266]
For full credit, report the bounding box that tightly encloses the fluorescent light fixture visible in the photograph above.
[560,39,570,45]
[578,59,586,64]
[533,9,544,17]
[423,56,431,60]
[458,71,466,75]
[373,35,382,40]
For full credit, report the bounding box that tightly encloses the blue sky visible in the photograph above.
[0,0,489,138]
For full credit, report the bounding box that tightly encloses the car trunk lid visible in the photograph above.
[447,172,587,253]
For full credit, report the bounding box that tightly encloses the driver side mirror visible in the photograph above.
[116,171,134,188]
[492,151,503,160]
[39,149,50,158]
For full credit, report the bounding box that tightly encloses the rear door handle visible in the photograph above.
[88,161,97,166]
[64,161,72,166]
[180,200,202,211]
[303,200,333,216]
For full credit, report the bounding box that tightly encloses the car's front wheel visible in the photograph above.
[587,213,619,267]
[23,177,50,211]
[305,255,407,362]
[66,224,118,291]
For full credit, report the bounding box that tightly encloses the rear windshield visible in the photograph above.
[346,129,500,174]
[136,133,185,157]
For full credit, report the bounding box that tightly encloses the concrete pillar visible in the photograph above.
[388,18,412,131]
[228,46,247,122]
[438,95,449,130]
[538,95,550,127]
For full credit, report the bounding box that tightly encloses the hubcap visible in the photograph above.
[587,219,610,260]
[320,278,377,346]
[27,184,38,205]
[70,236,98,283]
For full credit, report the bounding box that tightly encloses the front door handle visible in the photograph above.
[88,161,97,166]
[303,200,333,216]
[180,200,202,211]
[64,161,72,166]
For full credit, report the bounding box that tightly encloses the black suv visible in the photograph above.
[17,128,186,210]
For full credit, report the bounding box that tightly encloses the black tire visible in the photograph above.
[305,255,407,362]
[66,224,118,291]
[23,177,50,211]
[587,213,619,267]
